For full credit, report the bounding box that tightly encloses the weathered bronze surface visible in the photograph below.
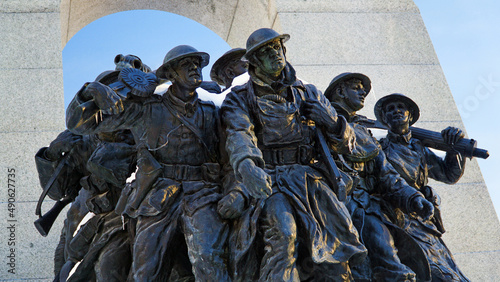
[376,93,471,281]
[35,54,149,281]
[221,29,367,281]
[210,48,248,90]
[324,73,435,281]
[66,45,240,281]
[35,29,480,282]
[360,116,489,160]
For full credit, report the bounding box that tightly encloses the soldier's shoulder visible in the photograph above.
[378,137,390,150]
[222,84,249,103]
[198,99,217,108]
[229,84,249,95]
[138,94,163,104]
[302,82,319,92]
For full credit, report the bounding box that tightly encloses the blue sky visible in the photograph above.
[63,2,500,219]
[416,0,500,219]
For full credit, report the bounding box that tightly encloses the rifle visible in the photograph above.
[34,153,72,236]
[360,118,489,159]
[315,129,346,201]
[34,195,72,237]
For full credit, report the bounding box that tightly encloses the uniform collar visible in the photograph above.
[163,88,199,117]
[387,130,412,144]
[249,62,299,95]
[332,102,358,123]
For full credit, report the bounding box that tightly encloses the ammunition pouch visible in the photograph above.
[86,191,117,214]
[68,215,100,261]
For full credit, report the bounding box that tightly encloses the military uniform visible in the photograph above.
[331,105,431,281]
[221,63,367,281]
[36,130,136,282]
[67,78,234,281]
[380,131,469,281]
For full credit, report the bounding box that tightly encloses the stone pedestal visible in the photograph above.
[0,1,65,280]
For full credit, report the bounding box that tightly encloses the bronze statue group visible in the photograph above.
[35,28,474,282]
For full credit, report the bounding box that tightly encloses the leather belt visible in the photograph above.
[160,163,220,182]
[161,164,203,181]
[262,145,314,166]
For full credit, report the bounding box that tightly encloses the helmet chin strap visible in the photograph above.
[167,67,179,83]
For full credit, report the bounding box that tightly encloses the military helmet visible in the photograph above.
[243,28,290,59]
[210,48,246,85]
[374,93,420,126]
[324,72,371,102]
[156,45,209,80]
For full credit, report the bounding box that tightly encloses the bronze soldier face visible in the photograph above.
[255,39,286,77]
[228,59,249,78]
[383,101,410,129]
[172,56,203,89]
[342,80,367,111]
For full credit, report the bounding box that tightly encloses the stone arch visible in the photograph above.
[60,0,282,48]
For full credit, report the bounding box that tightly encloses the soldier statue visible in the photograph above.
[221,28,367,281]
[375,93,470,281]
[66,45,238,281]
[210,48,248,90]
[324,73,435,281]
[35,55,151,281]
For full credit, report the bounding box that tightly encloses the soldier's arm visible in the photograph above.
[302,84,355,154]
[425,146,466,184]
[376,150,433,219]
[221,87,265,176]
[66,82,141,135]
[218,132,249,219]
[221,87,271,199]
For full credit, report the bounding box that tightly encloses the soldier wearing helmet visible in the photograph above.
[221,28,367,281]
[66,45,239,281]
[325,74,436,281]
[210,48,248,90]
[376,93,470,281]
[36,54,149,281]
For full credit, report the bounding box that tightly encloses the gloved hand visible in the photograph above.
[302,99,340,134]
[82,82,124,115]
[441,126,465,146]
[410,196,434,221]
[238,158,272,199]
[218,190,246,219]
[45,130,82,160]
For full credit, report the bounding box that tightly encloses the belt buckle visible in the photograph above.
[180,165,188,180]
[299,145,311,164]
[277,150,284,165]
[270,150,279,165]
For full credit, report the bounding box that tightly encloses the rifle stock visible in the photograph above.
[34,196,72,237]
[361,118,489,159]
[35,152,70,217]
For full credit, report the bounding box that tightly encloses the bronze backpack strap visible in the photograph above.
[144,101,167,150]
[162,98,216,161]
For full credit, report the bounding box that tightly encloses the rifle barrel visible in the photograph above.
[361,118,489,159]
[410,126,489,159]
